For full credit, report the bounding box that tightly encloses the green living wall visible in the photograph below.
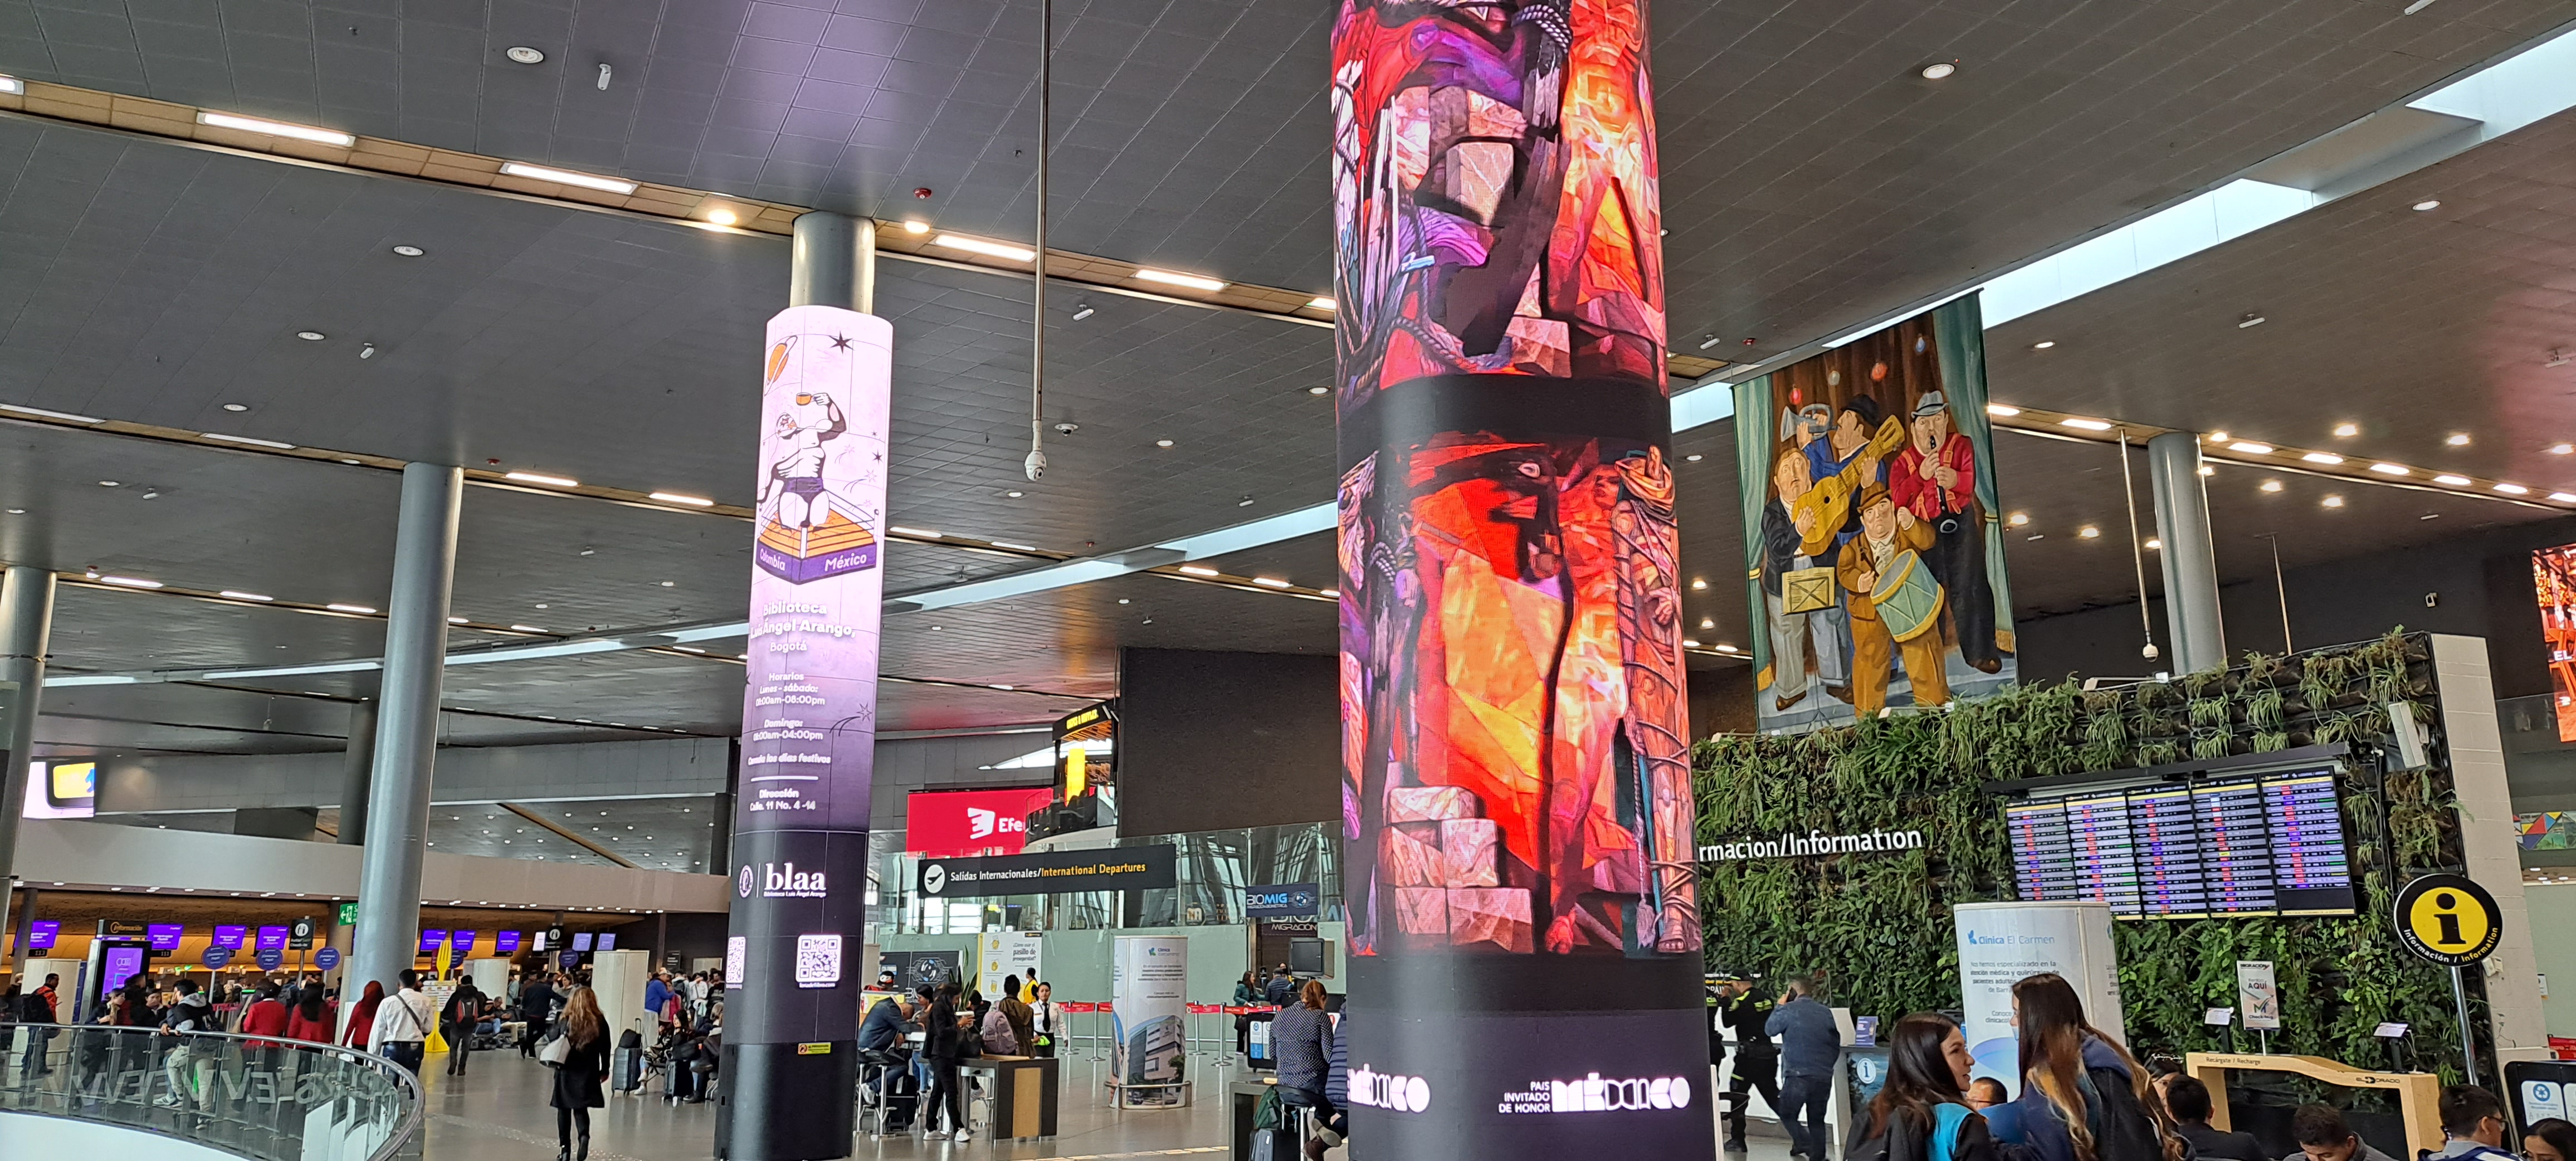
[1694,630,2484,1082]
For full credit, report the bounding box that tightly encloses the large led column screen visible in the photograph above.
[1331,0,1707,1155]
[2537,542,2576,742]
[1734,299,2015,734]
[718,304,890,1160]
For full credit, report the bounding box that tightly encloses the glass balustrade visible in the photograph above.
[0,1023,422,1160]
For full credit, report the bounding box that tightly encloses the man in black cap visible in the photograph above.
[1891,389,2001,672]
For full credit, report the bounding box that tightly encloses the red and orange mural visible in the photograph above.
[2536,543,2576,742]
[1331,0,1694,963]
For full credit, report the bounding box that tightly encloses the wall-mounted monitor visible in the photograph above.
[147,924,183,951]
[1289,936,1331,977]
[22,759,95,819]
[596,933,615,951]
[212,925,246,949]
[2005,762,2355,918]
[572,932,594,952]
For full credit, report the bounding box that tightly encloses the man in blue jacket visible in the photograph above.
[1764,977,1842,1160]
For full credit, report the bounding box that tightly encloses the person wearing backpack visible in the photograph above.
[2001,973,2183,1161]
[979,991,1021,1055]
[1844,1013,2001,1161]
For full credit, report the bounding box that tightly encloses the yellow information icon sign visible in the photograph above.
[2393,873,2502,968]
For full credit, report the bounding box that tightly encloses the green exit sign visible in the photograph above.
[338,902,358,926]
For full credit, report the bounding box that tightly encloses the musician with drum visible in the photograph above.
[1836,483,1952,715]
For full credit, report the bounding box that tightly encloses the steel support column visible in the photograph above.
[345,462,462,1030]
[2148,432,2227,672]
[0,565,56,960]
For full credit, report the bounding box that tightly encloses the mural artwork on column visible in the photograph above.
[1732,298,2016,734]
[2533,542,2576,742]
[1333,0,1709,1154]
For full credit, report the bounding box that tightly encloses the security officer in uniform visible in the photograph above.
[1715,976,1781,1152]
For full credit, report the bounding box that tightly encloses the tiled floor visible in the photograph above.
[414,1051,1802,1160]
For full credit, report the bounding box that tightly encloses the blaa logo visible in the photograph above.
[763,862,828,897]
[737,865,755,897]
[968,807,996,840]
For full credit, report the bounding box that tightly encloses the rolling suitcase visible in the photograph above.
[612,1029,644,1093]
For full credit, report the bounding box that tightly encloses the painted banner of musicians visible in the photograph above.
[1743,306,2012,725]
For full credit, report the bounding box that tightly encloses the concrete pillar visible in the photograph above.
[8,885,36,986]
[789,212,875,315]
[336,694,378,846]
[1331,6,1705,1158]
[0,565,56,958]
[719,210,886,1160]
[2148,432,2227,672]
[345,463,462,1023]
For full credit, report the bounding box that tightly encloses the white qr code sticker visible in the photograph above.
[724,936,746,987]
[795,934,841,989]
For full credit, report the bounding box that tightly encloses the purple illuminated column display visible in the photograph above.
[716,299,891,1160]
[1332,0,1707,1156]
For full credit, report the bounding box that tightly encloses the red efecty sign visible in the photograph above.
[904,787,1054,858]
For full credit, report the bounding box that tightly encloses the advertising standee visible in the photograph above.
[1952,901,2124,1091]
[1112,936,1189,1108]
[717,303,893,1161]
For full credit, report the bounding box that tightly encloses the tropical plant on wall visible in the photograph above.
[1696,630,2482,1088]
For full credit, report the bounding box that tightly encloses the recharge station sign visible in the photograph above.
[904,787,1053,859]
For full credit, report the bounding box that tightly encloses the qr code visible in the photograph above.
[795,934,841,988]
[724,936,746,987]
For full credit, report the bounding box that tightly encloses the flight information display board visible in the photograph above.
[2007,766,2356,918]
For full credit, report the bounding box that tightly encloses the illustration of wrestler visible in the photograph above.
[758,393,850,530]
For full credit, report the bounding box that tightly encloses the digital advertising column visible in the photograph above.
[1331,1,1709,1156]
[717,305,892,1160]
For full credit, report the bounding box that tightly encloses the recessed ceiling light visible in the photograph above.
[2301,452,2343,465]
[705,208,737,226]
[1178,565,1219,577]
[1685,453,1704,462]
[2551,492,2576,503]
[2413,199,2441,212]
[1309,297,1337,310]
[197,111,356,147]
[1682,638,1702,648]
[2446,432,2471,446]
[1005,490,1024,498]
[2007,512,2029,526]
[1155,438,1176,448]
[2196,465,2214,476]
[328,603,378,614]
[392,245,424,257]
[220,591,273,602]
[2059,417,2113,431]
[2030,340,2054,350]
[989,541,1038,551]
[2144,538,2162,550]
[2258,480,2283,492]
[899,219,930,234]
[222,403,250,412]
[1919,61,1957,80]
[659,580,676,587]
[1715,643,1740,653]
[2228,441,2274,454]
[2433,474,2472,486]
[497,162,637,195]
[647,491,714,506]
[2237,313,2265,328]
[2552,443,2575,455]
[98,480,119,487]
[511,624,545,632]
[2332,422,2359,438]
[99,575,163,589]
[2077,526,2100,539]
[3,509,21,515]
[505,470,580,487]
[1252,577,1291,588]
[933,234,1034,262]
[1135,269,1227,292]
[2370,462,2410,475]
[2205,432,2231,443]
[448,616,467,624]
[2323,494,2344,508]
[505,46,547,65]
[0,77,19,95]
[1071,304,1095,321]
[2495,482,2530,495]
[297,331,326,341]
[1690,578,1708,591]
[1307,385,1329,395]
[1986,404,2021,417]
[891,526,942,538]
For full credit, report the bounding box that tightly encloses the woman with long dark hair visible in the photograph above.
[1846,1013,2000,1161]
[2003,973,2182,1161]
[285,984,335,1043]
[549,987,611,1161]
[923,984,972,1143]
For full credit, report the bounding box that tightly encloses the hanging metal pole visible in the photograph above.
[2117,431,2160,665]
[2264,533,2292,653]
[2451,964,2480,1086]
[1024,0,1051,483]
